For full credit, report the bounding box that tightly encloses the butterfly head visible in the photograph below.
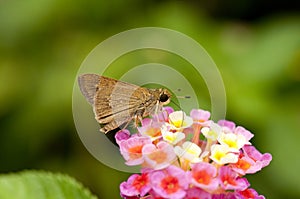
[158,89,172,105]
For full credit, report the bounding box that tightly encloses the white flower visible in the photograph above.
[161,125,185,145]
[218,132,249,152]
[201,122,222,141]
[168,111,193,129]
[174,141,202,163]
[210,144,238,165]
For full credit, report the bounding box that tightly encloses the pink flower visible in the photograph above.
[236,188,266,199]
[218,120,236,132]
[190,109,211,125]
[189,162,219,192]
[231,154,255,175]
[138,118,163,140]
[141,118,153,126]
[120,173,151,197]
[243,145,272,169]
[219,166,249,191]
[232,145,272,175]
[234,127,253,142]
[142,141,176,170]
[164,106,174,114]
[154,106,174,122]
[150,165,189,199]
[212,192,237,199]
[186,187,212,199]
[119,136,152,165]
[115,129,131,145]
[147,190,166,199]
[147,106,174,124]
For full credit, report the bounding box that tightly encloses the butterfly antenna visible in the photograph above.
[175,88,191,99]
[177,95,191,99]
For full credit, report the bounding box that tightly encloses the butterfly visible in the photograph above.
[78,74,172,134]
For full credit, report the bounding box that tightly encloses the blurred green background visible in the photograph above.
[0,0,299,198]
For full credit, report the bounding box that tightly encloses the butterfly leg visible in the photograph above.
[121,119,133,130]
[154,101,159,114]
[152,102,162,122]
[134,114,143,127]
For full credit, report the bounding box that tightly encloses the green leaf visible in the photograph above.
[0,171,98,199]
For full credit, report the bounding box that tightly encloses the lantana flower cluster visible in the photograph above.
[116,107,272,199]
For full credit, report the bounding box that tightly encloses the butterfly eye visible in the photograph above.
[159,93,169,102]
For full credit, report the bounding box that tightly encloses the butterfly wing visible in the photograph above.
[78,74,163,133]
[78,74,100,105]
[78,75,154,133]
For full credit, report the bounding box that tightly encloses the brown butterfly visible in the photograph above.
[78,74,172,134]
